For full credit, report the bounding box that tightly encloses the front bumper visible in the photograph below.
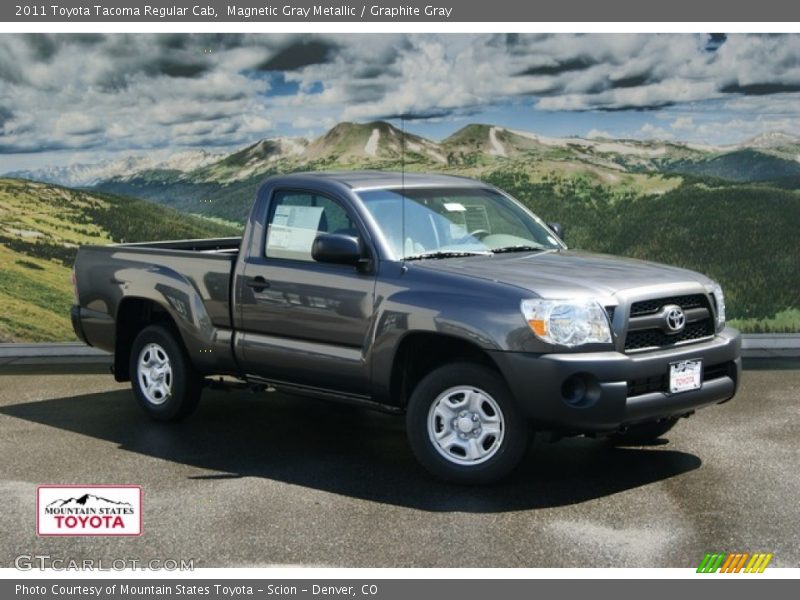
[489,327,741,432]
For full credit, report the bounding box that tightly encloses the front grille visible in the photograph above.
[627,373,667,396]
[624,293,714,352]
[627,361,733,397]
[625,319,714,351]
[630,294,706,317]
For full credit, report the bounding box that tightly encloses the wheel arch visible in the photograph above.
[387,331,501,409]
[113,297,182,382]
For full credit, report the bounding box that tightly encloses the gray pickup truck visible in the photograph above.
[71,171,741,483]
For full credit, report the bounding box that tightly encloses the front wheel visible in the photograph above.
[406,362,529,484]
[129,324,202,422]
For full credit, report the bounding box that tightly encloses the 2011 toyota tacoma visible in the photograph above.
[71,171,741,483]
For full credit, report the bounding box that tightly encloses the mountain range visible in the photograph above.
[10,121,800,197]
[10,120,793,224]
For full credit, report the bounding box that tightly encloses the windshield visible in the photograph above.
[357,186,563,260]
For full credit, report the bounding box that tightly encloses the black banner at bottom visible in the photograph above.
[4,579,795,600]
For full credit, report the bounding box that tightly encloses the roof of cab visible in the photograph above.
[263,170,486,191]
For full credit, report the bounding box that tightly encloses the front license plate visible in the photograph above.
[669,359,702,394]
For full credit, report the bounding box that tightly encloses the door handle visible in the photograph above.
[246,276,270,292]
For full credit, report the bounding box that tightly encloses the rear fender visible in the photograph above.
[114,264,236,377]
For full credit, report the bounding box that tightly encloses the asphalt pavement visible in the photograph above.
[0,363,797,568]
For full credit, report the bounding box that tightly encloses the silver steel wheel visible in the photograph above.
[427,385,505,466]
[136,343,173,406]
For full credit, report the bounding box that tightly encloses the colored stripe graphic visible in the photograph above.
[745,553,773,573]
[759,554,774,573]
[745,554,760,572]
[698,553,727,573]
[710,553,726,572]
[698,552,773,573]
[720,553,736,572]
[696,553,712,573]
[733,553,749,573]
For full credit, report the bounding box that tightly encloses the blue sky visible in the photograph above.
[3,33,800,170]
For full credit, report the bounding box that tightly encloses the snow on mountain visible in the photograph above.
[364,128,380,156]
[738,131,800,149]
[508,127,673,157]
[7,150,221,187]
[7,158,145,187]
[488,127,507,157]
[158,149,222,172]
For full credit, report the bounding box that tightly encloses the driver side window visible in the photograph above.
[265,191,355,261]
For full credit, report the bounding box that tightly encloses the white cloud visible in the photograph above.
[670,116,695,131]
[636,123,675,140]
[0,34,296,153]
[4,33,800,160]
[291,116,318,129]
[586,129,613,139]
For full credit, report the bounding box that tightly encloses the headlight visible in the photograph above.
[711,282,726,328]
[520,299,612,347]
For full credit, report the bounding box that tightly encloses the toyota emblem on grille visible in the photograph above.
[663,304,686,333]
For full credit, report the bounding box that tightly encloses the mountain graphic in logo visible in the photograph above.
[38,486,142,536]
[46,493,133,509]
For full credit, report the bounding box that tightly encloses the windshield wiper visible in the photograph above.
[404,250,493,261]
[490,245,546,254]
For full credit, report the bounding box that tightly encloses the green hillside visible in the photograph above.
[0,178,239,342]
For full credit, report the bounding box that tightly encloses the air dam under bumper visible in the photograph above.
[489,327,741,432]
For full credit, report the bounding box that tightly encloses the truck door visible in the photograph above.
[235,189,376,395]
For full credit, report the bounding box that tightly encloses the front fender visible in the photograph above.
[369,269,532,402]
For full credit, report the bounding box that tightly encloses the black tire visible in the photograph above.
[406,362,529,484]
[129,324,202,422]
[609,417,679,445]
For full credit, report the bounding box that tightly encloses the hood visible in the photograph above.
[412,250,712,299]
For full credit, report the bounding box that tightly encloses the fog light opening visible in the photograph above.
[561,373,601,408]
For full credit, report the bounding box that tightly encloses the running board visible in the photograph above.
[245,375,403,415]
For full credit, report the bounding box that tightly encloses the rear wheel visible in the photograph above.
[406,362,529,484]
[609,417,679,445]
[129,324,201,421]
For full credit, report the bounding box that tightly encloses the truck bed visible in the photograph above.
[73,238,242,337]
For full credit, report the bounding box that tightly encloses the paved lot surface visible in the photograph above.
[0,364,797,568]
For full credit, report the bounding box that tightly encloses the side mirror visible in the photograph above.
[547,222,564,239]
[312,233,362,266]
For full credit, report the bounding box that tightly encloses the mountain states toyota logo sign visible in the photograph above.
[37,485,142,536]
